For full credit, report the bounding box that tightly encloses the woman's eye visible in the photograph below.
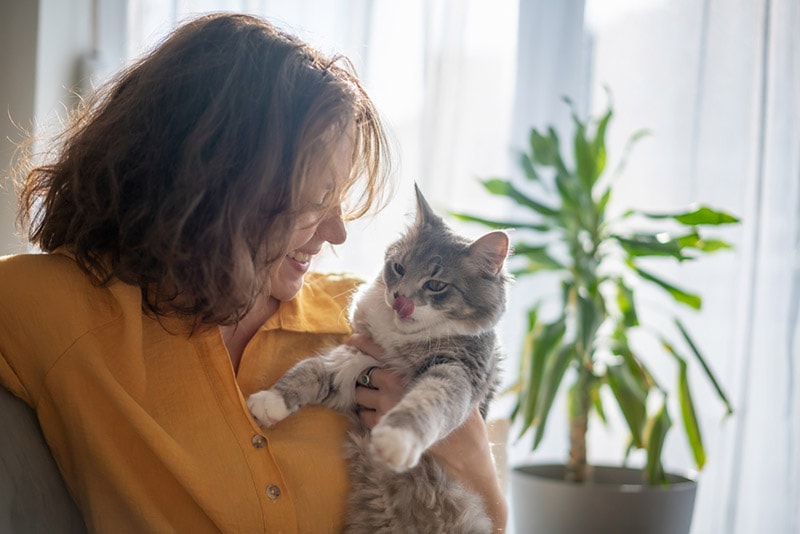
[424,280,448,292]
[312,191,331,209]
[393,263,405,276]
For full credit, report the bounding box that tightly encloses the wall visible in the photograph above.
[0,0,40,253]
[0,0,126,255]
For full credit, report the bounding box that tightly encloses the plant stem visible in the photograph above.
[567,368,592,483]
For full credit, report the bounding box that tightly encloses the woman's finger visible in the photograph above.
[357,406,381,429]
[354,370,404,411]
[354,386,383,430]
[354,368,407,430]
[357,366,380,390]
[359,367,405,396]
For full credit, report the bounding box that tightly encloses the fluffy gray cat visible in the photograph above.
[247,185,510,533]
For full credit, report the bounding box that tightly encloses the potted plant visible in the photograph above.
[453,98,737,534]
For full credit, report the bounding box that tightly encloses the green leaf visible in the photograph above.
[515,308,541,434]
[480,178,560,218]
[577,291,604,358]
[536,317,568,368]
[596,186,612,219]
[644,403,672,485]
[519,316,567,440]
[591,107,613,180]
[532,343,575,449]
[450,212,551,232]
[606,363,648,447]
[630,263,703,310]
[520,152,541,182]
[527,306,539,331]
[613,234,690,261]
[611,328,660,392]
[677,358,706,469]
[590,379,607,425]
[517,329,538,435]
[675,319,734,415]
[623,230,733,258]
[624,351,658,393]
[529,127,564,170]
[639,205,740,226]
[616,281,639,327]
[554,171,580,212]
[512,243,566,270]
[509,397,521,422]
[573,116,596,191]
[677,233,733,253]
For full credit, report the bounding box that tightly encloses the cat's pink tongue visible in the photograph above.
[392,296,415,319]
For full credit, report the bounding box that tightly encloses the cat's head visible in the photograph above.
[381,184,510,336]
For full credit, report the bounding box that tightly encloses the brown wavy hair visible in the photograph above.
[17,13,392,325]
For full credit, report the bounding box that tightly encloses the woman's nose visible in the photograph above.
[316,209,347,245]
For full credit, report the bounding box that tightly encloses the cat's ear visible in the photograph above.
[468,231,509,276]
[414,183,441,227]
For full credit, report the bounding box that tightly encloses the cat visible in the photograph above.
[247,184,510,534]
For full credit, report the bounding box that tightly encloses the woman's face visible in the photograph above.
[268,136,352,302]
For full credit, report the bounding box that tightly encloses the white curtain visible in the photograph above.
[578,0,800,532]
[125,0,520,279]
[120,1,799,532]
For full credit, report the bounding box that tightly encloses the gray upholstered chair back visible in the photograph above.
[0,386,86,533]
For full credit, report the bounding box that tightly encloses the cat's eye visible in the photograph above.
[393,263,405,276]
[424,280,448,292]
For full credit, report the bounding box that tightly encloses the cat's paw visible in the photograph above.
[247,390,291,428]
[369,425,425,472]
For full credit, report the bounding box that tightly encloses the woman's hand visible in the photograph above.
[347,333,405,429]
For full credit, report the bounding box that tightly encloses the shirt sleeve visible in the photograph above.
[0,349,31,405]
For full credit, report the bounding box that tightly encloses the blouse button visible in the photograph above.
[266,484,281,500]
[251,435,266,448]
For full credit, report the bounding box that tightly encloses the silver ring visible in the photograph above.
[358,366,379,389]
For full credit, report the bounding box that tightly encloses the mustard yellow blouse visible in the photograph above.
[0,252,362,533]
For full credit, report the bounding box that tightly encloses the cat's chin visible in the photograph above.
[392,316,470,338]
[392,315,449,337]
[392,316,424,333]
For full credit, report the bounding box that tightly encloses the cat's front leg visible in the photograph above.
[369,365,473,472]
[247,345,379,427]
[246,354,330,428]
[247,389,292,428]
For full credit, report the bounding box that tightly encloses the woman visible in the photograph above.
[1,13,506,532]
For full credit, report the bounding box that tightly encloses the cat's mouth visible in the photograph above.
[392,296,415,319]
